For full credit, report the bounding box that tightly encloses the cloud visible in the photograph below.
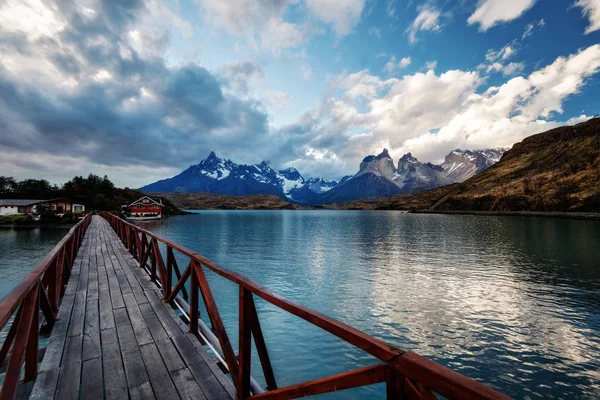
[263,89,291,109]
[468,0,536,31]
[406,5,443,43]
[305,0,365,36]
[522,18,545,39]
[260,18,309,51]
[277,44,600,177]
[368,26,382,39]
[575,0,600,34]
[194,0,292,36]
[383,56,412,75]
[502,62,525,76]
[219,61,264,94]
[0,0,271,179]
[425,60,438,70]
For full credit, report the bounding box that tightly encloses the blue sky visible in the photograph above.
[0,0,599,186]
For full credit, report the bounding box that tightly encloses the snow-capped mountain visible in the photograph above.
[441,148,506,182]
[321,148,506,203]
[141,152,318,201]
[141,148,506,204]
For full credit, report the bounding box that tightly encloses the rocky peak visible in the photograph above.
[399,153,419,164]
[375,148,391,159]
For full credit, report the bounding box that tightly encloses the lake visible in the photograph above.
[2,212,599,398]
[0,227,70,301]
[136,210,600,399]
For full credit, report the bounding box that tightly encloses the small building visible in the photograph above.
[125,196,163,219]
[0,199,45,215]
[0,199,85,215]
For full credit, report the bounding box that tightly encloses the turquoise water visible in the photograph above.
[138,210,600,398]
[0,227,69,301]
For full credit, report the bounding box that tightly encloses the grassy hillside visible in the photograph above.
[377,118,600,212]
[152,192,304,210]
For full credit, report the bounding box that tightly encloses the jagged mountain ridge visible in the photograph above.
[140,148,505,204]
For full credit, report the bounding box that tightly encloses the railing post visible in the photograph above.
[248,295,277,390]
[238,287,252,399]
[386,367,404,400]
[166,246,174,300]
[189,261,199,334]
[25,285,40,381]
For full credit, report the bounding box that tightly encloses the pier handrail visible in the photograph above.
[100,212,511,400]
[0,213,92,399]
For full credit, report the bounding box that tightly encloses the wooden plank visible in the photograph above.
[81,357,103,400]
[98,288,115,331]
[172,334,233,400]
[139,302,186,373]
[130,382,156,400]
[113,307,150,388]
[82,299,101,361]
[145,290,236,399]
[104,250,125,310]
[55,334,83,400]
[139,343,180,400]
[29,368,59,400]
[172,368,208,400]
[143,287,185,339]
[67,291,86,337]
[100,327,128,400]
[122,293,154,346]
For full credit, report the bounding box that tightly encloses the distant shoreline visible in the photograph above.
[182,208,600,221]
[0,223,76,229]
[408,210,600,221]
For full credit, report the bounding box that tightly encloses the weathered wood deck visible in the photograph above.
[29,216,235,400]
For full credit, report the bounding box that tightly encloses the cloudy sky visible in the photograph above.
[0,0,599,187]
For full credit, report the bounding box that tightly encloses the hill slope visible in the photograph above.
[378,118,600,212]
[152,192,302,210]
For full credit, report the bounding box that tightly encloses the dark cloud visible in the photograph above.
[0,0,270,172]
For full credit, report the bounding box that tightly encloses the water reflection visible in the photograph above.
[146,211,600,398]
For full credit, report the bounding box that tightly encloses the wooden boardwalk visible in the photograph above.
[29,216,235,400]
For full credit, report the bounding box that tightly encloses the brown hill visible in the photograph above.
[377,117,600,212]
[151,192,302,210]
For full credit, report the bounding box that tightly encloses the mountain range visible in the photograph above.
[140,148,506,204]
[369,117,600,212]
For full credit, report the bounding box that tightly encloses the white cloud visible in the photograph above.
[263,89,291,109]
[195,0,293,35]
[502,62,525,76]
[383,56,412,75]
[575,0,600,34]
[260,18,307,51]
[0,0,65,40]
[305,0,365,36]
[468,0,536,31]
[283,44,600,176]
[406,5,442,43]
[522,18,545,39]
[425,61,438,70]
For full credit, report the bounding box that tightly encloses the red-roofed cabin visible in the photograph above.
[127,196,163,218]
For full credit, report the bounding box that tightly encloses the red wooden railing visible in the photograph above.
[101,212,511,400]
[0,214,92,399]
